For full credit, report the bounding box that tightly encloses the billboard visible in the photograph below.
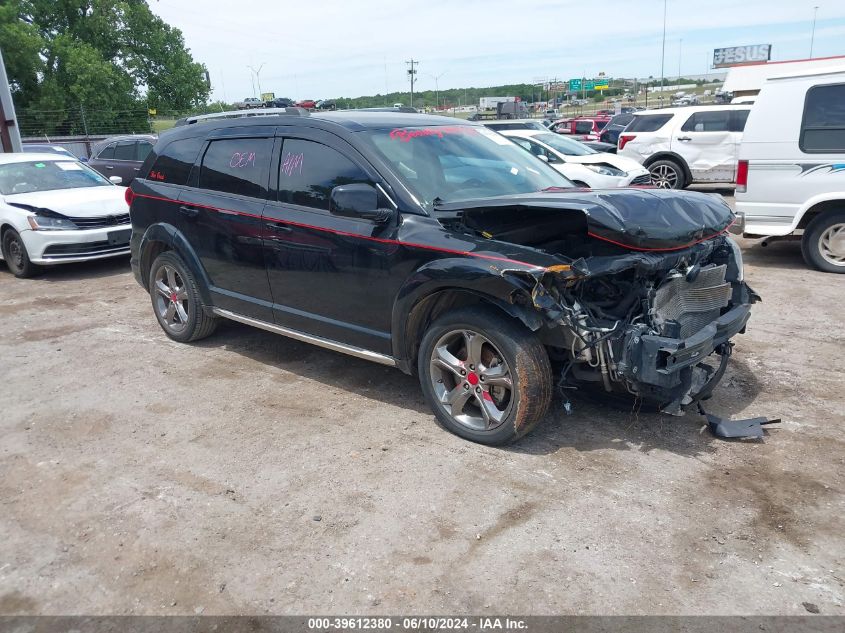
[713,44,771,68]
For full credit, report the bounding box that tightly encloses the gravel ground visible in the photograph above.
[1,192,843,616]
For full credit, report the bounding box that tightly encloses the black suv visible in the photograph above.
[129,110,757,445]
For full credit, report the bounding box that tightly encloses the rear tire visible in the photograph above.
[148,251,218,342]
[801,211,845,273]
[648,159,686,189]
[417,306,552,445]
[2,228,41,278]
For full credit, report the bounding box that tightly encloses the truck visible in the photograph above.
[235,97,263,110]
[479,96,516,110]
[469,100,528,121]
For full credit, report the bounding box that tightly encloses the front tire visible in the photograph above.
[802,211,845,273]
[417,306,552,445]
[148,251,218,342]
[648,159,685,189]
[2,228,41,278]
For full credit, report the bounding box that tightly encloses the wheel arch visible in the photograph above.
[391,260,548,374]
[138,223,213,306]
[796,197,845,231]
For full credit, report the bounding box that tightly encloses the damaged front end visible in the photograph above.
[534,236,758,414]
[438,189,760,415]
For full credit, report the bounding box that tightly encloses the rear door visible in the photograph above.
[176,132,275,320]
[88,142,116,179]
[673,110,737,182]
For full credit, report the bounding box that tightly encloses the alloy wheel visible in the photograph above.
[153,265,190,333]
[650,164,679,189]
[819,222,845,267]
[428,329,514,432]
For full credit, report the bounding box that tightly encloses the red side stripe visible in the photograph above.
[132,192,543,268]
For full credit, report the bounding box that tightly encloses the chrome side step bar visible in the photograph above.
[212,308,397,367]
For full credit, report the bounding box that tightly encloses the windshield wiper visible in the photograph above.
[540,186,571,192]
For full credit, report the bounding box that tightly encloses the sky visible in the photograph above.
[149,0,845,102]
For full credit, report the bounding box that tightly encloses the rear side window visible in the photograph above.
[574,121,593,134]
[114,142,136,161]
[137,141,154,162]
[97,144,115,159]
[801,83,845,153]
[626,114,673,133]
[278,139,369,211]
[681,110,731,132]
[146,137,205,186]
[199,138,273,198]
[731,110,750,132]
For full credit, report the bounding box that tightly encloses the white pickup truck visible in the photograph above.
[235,97,263,110]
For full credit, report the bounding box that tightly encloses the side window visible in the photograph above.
[147,136,205,185]
[278,139,369,211]
[136,141,154,162]
[800,83,845,153]
[731,110,750,132]
[97,144,115,160]
[574,121,593,134]
[198,138,274,198]
[526,140,559,163]
[114,141,136,161]
[681,111,731,132]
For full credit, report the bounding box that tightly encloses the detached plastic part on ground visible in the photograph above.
[697,403,781,439]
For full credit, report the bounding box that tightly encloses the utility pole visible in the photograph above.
[660,0,667,97]
[427,71,447,111]
[678,38,682,81]
[810,6,819,58]
[0,47,22,152]
[406,59,418,108]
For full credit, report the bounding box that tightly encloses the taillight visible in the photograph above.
[125,187,135,206]
[619,134,636,150]
[736,159,749,193]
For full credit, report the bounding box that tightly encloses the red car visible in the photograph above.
[295,99,317,110]
[549,116,611,141]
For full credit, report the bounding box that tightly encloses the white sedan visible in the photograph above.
[0,153,130,278]
[499,129,651,189]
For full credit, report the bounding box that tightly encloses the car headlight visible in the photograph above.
[27,215,78,230]
[584,163,625,177]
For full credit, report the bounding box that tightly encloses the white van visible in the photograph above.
[735,65,845,273]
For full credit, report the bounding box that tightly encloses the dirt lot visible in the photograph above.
[1,192,843,616]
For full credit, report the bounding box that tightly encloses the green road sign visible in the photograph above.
[584,80,596,90]
[568,78,582,91]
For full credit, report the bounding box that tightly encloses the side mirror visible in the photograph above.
[329,183,392,223]
[109,175,123,184]
[537,154,549,163]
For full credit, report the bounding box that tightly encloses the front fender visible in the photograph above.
[136,223,213,306]
[391,256,547,368]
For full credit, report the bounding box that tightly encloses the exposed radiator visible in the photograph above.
[653,264,732,338]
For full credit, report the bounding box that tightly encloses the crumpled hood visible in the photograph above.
[4,186,127,218]
[566,152,648,173]
[435,188,735,251]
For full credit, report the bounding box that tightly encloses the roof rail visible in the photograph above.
[174,107,310,127]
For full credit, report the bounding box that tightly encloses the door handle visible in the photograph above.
[264,220,292,233]
[105,165,114,169]
[178,205,200,218]
[677,136,692,141]
[133,167,140,171]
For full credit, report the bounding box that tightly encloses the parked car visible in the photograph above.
[482,119,548,132]
[264,97,293,108]
[582,141,618,153]
[22,144,79,159]
[599,113,635,145]
[0,153,130,278]
[550,117,611,140]
[735,64,845,273]
[87,134,156,185]
[617,105,751,189]
[295,99,317,110]
[316,100,337,111]
[500,129,650,188]
[128,110,755,445]
[236,97,263,109]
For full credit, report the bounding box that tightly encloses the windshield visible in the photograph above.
[532,133,596,156]
[362,125,571,209]
[0,160,111,195]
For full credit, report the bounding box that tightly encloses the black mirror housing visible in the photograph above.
[329,184,391,223]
